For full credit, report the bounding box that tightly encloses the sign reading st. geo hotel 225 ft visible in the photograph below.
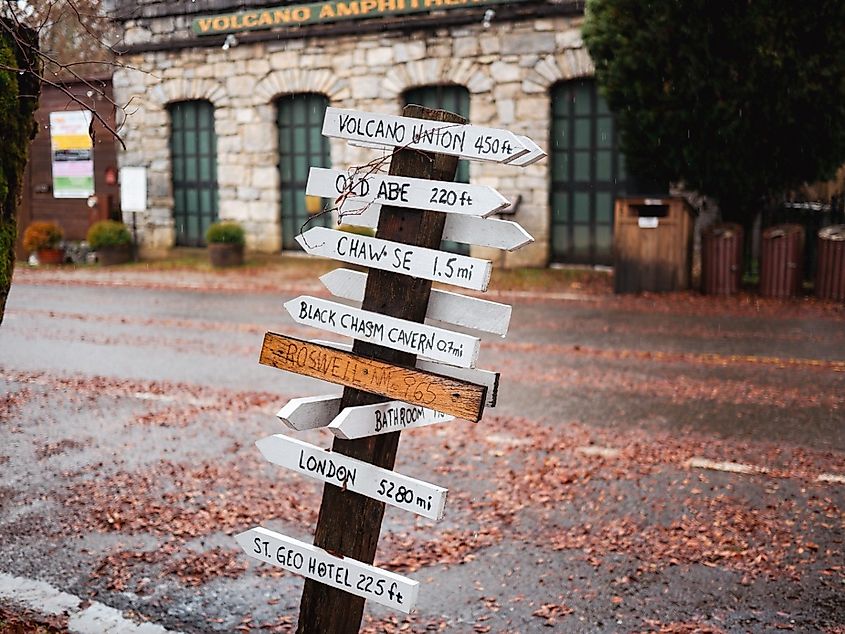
[192,0,524,35]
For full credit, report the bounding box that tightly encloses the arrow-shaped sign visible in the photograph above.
[277,394,342,431]
[311,339,499,407]
[306,167,509,217]
[276,394,454,437]
[323,107,528,164]
[257,434,449,520]
[236,527,418,613]
[329,401,453,440]
[284,295,480,368]
[320,268,511,337]
[295,227,492,292]
[339,204,534,252]
[260,334,488,420]
[506,135,547,166]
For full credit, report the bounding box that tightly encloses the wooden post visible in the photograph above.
[296,105,464,633]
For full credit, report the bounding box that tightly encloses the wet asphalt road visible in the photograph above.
[0,271,843,633]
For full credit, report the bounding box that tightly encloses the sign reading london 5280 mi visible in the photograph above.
[193,0,522,35]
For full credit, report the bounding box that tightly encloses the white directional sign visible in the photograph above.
[306,167,509,217]
[321,268,511,337]
[277,394,454,437]
[236,527,418,613]
[257,434,448,521]
[277,394,341,431]
[339,204,534,252]
[311,339,500,408]
[323,107,528,164]
[295,227,492,292]
[284,295,480,368]
[507,135,547,167]
[329,401,454,440]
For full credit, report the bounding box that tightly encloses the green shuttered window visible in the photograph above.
[403,85,470,254]
[550,79,627,265]
[169,100,218,247]
[278,94,331,251]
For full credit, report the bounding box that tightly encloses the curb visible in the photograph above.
[0,572,183,634]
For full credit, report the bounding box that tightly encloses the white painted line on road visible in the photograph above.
[817,473,845,484]
[0,571,183,633]
[576,446,621,459]
[131,391,211,406]
[686,457,768,475]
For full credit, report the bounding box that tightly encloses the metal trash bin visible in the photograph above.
[816,225,845,301]
[760,224,804,298]
[613,196,695,293]
[702,223,743,295]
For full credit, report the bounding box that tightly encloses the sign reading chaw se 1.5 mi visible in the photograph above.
[296,227,492,291]
[323,108,528,163]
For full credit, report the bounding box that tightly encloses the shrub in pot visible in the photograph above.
[87,220,132,265]
[206,221,245,267]
[23,221,64,265]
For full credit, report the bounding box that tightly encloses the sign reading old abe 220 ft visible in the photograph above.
[239,106,544,620]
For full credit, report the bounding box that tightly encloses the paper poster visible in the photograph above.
[50,110,94,199]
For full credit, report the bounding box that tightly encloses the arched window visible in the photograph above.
[403,85,470,254]
[277,93,331,250]
[550,79,627,265]
[168,100,218,246]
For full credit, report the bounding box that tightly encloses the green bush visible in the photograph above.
[337,223,375,238]
[87,220,131,249]
[206,221,245,246]
[22,221,63,252]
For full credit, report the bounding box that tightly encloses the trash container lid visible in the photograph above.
[818,225,845,241]
[763,223,804,239]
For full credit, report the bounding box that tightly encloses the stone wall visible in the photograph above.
[113,13,593,265]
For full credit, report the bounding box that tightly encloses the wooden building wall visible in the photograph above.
[16,79,120,258]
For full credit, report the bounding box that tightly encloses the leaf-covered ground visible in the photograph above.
[0,267,842,632]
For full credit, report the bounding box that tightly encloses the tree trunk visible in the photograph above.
[0,20,41,326]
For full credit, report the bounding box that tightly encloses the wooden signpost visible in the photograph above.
[239,105,541,633]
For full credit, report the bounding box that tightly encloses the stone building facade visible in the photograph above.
[107,1,622,267]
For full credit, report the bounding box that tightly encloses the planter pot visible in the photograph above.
[96,244,132,266]
[209,243,244,268]
[36,248,64,265]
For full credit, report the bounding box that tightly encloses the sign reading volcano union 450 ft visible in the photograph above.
[192,0,526,36]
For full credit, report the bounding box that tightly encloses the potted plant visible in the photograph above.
[23,221,64,265]
[206,221,245,267]
[87,220,133,265]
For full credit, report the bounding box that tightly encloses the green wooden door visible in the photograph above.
[169,101,218,247]
[403,85,470,254]
[550,79,627,265]
[278,94,331,250]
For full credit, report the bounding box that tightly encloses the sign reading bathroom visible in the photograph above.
[192,0,526,36]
